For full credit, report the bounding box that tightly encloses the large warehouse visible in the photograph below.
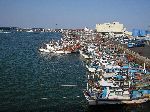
[96,22,132,36]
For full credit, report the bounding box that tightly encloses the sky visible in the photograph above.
[0,0,150,30]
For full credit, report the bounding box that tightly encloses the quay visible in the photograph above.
[116,44,150,70]
[127,45,150,59]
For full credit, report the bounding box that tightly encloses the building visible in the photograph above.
[96,22,132,37]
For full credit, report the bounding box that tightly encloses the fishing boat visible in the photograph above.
[38,28,150,106]
[39,37,80,54]
[39,43,55,53]
[84,65,150,105]
[82,37,150,105]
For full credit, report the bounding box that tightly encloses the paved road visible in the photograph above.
[125,45,150,59]
[113,40,150,59]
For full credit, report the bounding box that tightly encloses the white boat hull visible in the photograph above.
[54,50,72,54]
[86,65,96,72]
[39,48,50,53]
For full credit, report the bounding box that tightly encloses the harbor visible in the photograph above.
[1,0,150,111]
[38,22,150,106]
[0,25,150,111]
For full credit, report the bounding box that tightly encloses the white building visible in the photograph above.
[96,22,132,37]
